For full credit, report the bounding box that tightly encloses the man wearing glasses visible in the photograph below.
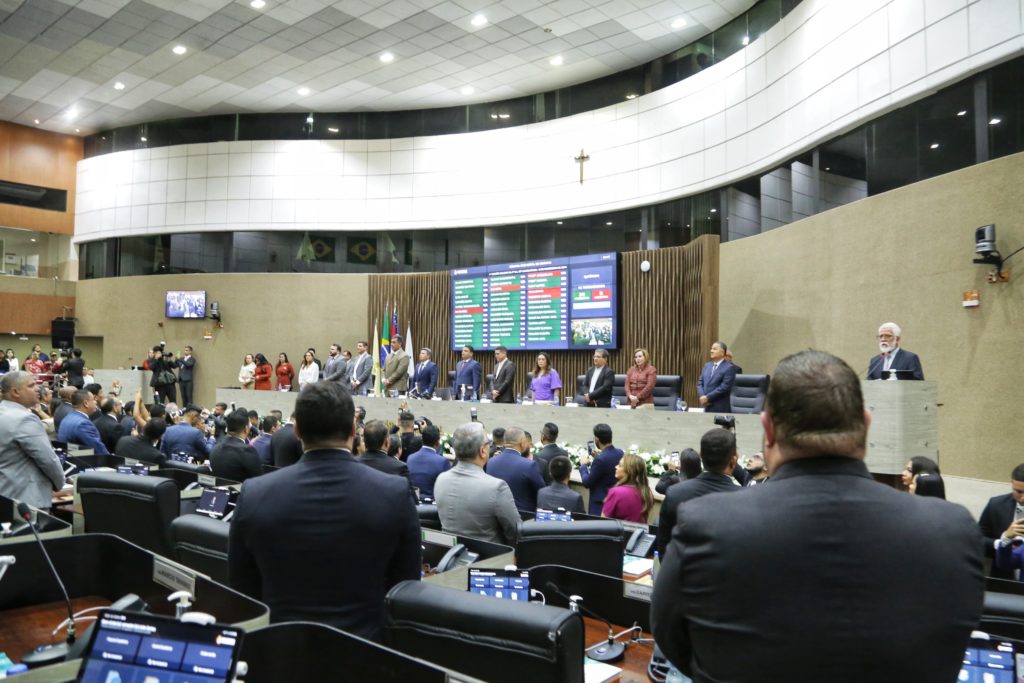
[867,321,924,380]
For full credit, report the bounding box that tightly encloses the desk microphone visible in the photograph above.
[16,502,77,667]
[0,555,14,582]
[544,581,625,662]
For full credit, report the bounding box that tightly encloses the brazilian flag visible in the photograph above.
[348,236,377,264]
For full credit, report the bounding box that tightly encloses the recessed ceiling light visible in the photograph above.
[499,113,509,119]
[172,45,187,55]
[250,0,266,8]
[741,35,750,46]
[556,221,563,225]
[930,142,939,149]
[471,14,487,27]
[140,136,147,142]
[297,87,310,96]
[305,115,314,124]
[625,93,638,100]
[549,55,563,66]
[710,208,718,213]
[380,52,395,63]
[490,113,498,119]
[34,119,40,124]
[989,117,1002,125]
[65,106,78,120]
[671,18,687,29]
[75,128,80,133]
[605,221,613,226]
[460,85,475,95]
[825,166,831,171]
[327,127,339,133]
[30,238,37,243]
[114,81,125,90]
[957,110,967,116]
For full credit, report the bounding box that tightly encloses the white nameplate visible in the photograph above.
[153,557,196,595]
[422,528,457,548]
[623,582,652,603]
[564,402,579,408]
[619,520,649,534]
[197,474,216,487]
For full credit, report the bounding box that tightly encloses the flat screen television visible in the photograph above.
[166,290,206,319]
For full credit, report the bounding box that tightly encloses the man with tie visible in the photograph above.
[349,341,373,396]
[697,341,737,413]
[583,348,615,407]
[453,345,482,400]
[867,322,924,380]
[383,335,410,394]
[178,346,197,405]
[323,344,349,384]
[410,348,438,399]
[491,345,516,403]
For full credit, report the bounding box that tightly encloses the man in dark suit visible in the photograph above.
[95,397,127,455]
[114,418,167,466]
[979,463,1024,580]
[52,387,75,433]
[583,349,614,407]
[485,426,545,511]
[229,381,421,641]
[64,348,86,389]
[453,345,482,400]
[406,424,450,501]
[178,346,196,405]
[533,422,568,484]
[210,409,263,482]
[536,455,585,513]
[867,321,925,380]
[410,347,438,399]
[491,345,516,403]
[696,341,737,413]
[360,420,417,505]
[652,350,983,682]
[656,428,741,556]
[579,423,623,516]
[270,413,303,467]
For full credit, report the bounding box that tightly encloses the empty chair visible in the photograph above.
[610,374,628,403]
[385,580,584,683]
[652,374,682,411]
[573,375,587,404]
[170,514,230,583]
[76,471,180,559]
[515,519,624,579]
[730,374,771,414]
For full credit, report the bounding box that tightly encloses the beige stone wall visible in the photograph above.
[720,152,1024,481]
[74,273,368,407]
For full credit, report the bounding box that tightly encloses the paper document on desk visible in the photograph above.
[584,657,621,682]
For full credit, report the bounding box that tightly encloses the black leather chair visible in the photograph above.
[515,519,624,579]
[573,374,587,404]
[161,459,212,475]
[610,373,627,403]
[730,374,771,414]
[446,370,455,387]
[416,504,442,531]
[385,580,584,683]
[484,372,494,395]
[77,471,180,559]
[169,514,230,583]
[652,374,682,411]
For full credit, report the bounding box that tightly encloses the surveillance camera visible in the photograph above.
[975,224,996,255]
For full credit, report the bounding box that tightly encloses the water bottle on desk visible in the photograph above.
[611,396,619,409]
[515,392,522,405]
[675,398,687,412]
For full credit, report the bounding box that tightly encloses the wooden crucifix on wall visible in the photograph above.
[574,148,590,185]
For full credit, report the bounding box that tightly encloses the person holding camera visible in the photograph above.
[148,344,178,404]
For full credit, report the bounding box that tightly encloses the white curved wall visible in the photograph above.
[74,0,1024,241]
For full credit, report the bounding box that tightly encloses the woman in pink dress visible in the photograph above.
[602,453,654,524]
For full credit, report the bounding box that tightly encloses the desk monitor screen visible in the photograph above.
[468,567,530,601]
[961,636,1018,681]
[196,488,232,520]
[76,609,243,683]
[535,509,573,522]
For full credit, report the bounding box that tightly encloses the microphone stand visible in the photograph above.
[545,582,625,662]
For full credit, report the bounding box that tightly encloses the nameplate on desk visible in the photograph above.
[619,520,648,534]
[479,399,492,404]
[564,402,579,408]
[521,400,534,406]
[197,474,216,487]
[623,582,652,603]
[153,557,196,595]
[422,528,457,548]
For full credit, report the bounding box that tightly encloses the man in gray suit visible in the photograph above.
[434,422,519,545]
[322,343,349,384]
[0,372,65,509]
[383,335,409,394]
[349,341,373,396]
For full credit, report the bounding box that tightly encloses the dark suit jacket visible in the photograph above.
[534,443,569,485]
[114,435,167,466]
[407,446,450,500]
[271,424,304,467]
[866,348,925,380]
[411,361,438,398]
[980,492,1017,579]
[485,448,545,511]
[697,360,737,413]
[64,357,85,388]
[178,355,196,382]
[210,437,263,482]
[580,445,623,515]
[228,448,421,641]
[95,413,126,455]
[492,360,516,403]
[453,359,482,399]
[360,449,417,506]
[52,401,73,433]
[583,366,615,407]
[651,456,984,682]
[656,471,740,556]
[536,482,585,514]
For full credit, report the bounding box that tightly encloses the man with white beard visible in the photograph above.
[866,321,924,380]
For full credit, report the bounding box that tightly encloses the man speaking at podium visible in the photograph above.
[867,322,924,380]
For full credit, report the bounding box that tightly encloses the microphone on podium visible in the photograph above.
[544,581,626,662]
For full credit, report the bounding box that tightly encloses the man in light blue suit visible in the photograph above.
[697,341,737,414]
[410,347,438,399]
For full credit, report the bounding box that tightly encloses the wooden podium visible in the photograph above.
[861,380,939,476]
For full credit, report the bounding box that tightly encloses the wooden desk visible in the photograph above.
[584,617,654,682]
[0,596,109,664]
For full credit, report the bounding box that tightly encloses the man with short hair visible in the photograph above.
[485,426,544,511]
[656,428,741,556]
[533,422,568,485]
[434,422,519,545]
[161,406,212,460]
[406,425,449,501]
[57,390,109,454]
[349,341,373,395]
[52,387,76,433]
[114,418,167,466]
[383,335,410,394]
[229,381,421,640]
[211,402,229,440]
[95,397,127,455]
[652,350,983,682]
[210,409,263,482]
[536,455,584,513]
[491,345,516,403]
[178,346,197,405]
[978,463,1024,580]
[251,415,279,466]
[323,343,348,384]
[453,345,481,400]
[271,412,304,468]
[64,347,86,389]
[867,321,924,380]
[410,348,438,399]
[0,371,65,509]
[583,349,615,407]
[697,341,736,413]
[579,423,623,516]
[360,420,411,478]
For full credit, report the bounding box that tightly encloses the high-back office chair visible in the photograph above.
[416,504,442,531]
[160,459,212,475]
[573,375,587,404]
[515,519,624,579]
[385,580,584,683]
[652,375,682,410]
[610,374,628,403]
[446,370,456,386]
[77,471,180,559]
[169,514,230,583]
[730,374,771,414]
[484,373,495,396]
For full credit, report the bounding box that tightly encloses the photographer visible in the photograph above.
[148,344,179,404]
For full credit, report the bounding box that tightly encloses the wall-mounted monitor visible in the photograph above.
[166,290,206,319]
[450,252,619,351]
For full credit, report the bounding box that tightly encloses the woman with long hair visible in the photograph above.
[238,353,256,390]
[253,353,273,390]
[625,347,657,409]
[602,453,654,523]
[901,456,940,489]
[275,352,295,391]
[529,352,562,404]
[297,350,320,390]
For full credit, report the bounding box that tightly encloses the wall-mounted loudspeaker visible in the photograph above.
[51,318,75,349]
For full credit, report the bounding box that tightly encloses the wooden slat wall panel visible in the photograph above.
[368,234,719,405]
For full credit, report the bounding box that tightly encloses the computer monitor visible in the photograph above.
[961,636,1017,682]
[76,609,243,683]
[535,509,573,522]
[196,488,233,520]
[467,567,530,601]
